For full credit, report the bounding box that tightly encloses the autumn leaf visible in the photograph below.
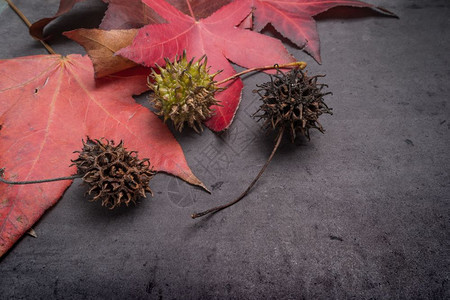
[0,54,205,257]
[31,0,394,64]
[117,0,295,131]
[242,0,396,63]
[64,28,139,77]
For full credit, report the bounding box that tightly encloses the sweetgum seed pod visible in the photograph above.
[254,68,333,141]
[71,138,155,209]
[148,50,222,132]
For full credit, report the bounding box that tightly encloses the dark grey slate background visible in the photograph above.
[0,0,449,299]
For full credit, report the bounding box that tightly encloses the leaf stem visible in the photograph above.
[186,0,196,19]
[216,62,307,86]
[191,127,285,219]
[5,0,56,55]
[0,168,81,185]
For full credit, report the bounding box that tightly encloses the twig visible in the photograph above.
[5,0,56,54]
[216,62,307,86]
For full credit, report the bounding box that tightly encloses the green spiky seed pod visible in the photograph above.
[148,51,222,132]
[71,138,155,209]
[254,68,333,141]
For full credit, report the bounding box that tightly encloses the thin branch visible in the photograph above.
[0,168,81,185]
[216,62,307,86]
[191,127,285,219]
[5,0,56,55]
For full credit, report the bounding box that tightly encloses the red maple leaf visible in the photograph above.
[0,54,204,257]
[116,0,295,132]
[243,0,396,63]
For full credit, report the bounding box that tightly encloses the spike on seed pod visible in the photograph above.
[253,68,332,141]
[148,50,222,133]
[71,138,155,209]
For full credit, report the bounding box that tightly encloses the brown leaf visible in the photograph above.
[64,28,138,77]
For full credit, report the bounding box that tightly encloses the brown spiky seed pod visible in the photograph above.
[254,68,332,141]
[71,138,155,209]
[148,51,222,132]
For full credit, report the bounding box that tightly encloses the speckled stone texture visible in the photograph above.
[0,0,448,299]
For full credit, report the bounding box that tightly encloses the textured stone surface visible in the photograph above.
[0,0,449,299]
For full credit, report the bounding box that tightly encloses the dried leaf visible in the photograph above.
[64,28,138,77]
